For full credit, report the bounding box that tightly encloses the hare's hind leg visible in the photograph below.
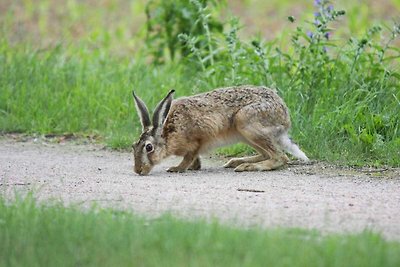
[234,125,288,172]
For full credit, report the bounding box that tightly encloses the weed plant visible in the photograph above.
[145,0,224,64]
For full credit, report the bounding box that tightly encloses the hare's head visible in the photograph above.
[132,90,175,175]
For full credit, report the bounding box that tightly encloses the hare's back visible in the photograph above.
[196,85,283,107]
[163,85,288,135]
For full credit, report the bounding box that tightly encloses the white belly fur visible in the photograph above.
[199,131,244,154]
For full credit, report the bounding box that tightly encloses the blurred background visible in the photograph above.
[1,0,399,52]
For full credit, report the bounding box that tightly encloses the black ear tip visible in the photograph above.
[132,90,135,96]
[165,89,175,98]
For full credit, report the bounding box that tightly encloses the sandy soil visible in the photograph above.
[1,136,399,240]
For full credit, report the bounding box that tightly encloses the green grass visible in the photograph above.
[0,41,201,148]
[1,195,400,267]
[0,0,399,166]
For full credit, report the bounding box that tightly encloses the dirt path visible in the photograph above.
[1,136,400,240]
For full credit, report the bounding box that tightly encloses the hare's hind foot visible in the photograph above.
[234,156,288,172]
[224,154,267,168]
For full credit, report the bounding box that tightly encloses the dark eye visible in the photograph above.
[145,143,154,152]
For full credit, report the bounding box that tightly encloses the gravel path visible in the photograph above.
[1,136,399,240]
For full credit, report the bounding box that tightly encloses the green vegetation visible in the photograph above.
[1,195,399,267]
[0,0,399,165]
[0,42,195,148]
[1,2,399,264]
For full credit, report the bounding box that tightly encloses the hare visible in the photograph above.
[132,85,309,175]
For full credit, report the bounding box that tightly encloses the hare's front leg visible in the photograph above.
[167,153,198,173]
[188,157,201,170]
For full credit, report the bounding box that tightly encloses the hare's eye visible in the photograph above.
[145,143,154,153]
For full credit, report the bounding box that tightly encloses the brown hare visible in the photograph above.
[132,85,309,175]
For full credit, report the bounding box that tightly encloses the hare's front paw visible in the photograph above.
[167,166,187,173]
[188,157,201,171]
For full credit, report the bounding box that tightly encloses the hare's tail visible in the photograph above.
[279,133,309,161]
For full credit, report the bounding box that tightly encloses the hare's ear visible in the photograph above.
[152,89,175,130]
[132,91,151,131]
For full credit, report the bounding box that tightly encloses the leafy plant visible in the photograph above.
[145,0,224,64]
